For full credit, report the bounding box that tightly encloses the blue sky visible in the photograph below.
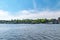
[0,0,34,12]
[0,0,60,12]
[0,0,60,20]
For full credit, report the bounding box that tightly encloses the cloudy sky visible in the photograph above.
[0,0,60,20]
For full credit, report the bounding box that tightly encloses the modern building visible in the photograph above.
[58,17,60,24]
[52,19,58,24]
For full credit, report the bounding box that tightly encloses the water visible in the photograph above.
[0,24,60,40]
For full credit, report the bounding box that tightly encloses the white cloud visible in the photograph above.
[0,10,14,20]
[0,10,60,20]
[16,10,60,19]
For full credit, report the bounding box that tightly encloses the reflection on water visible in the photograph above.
[0,24,60,40]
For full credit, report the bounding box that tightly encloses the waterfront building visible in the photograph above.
[58,17,60,24]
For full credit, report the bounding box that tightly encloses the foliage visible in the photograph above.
[0,18,59,24]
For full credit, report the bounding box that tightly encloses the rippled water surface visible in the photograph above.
[0,24,60,40]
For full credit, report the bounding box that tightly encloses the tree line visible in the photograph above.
[0,18,60,24]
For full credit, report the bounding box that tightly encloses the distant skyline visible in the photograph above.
[0,0,60,20]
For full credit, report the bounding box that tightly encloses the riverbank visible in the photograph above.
[0,17,60,24]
